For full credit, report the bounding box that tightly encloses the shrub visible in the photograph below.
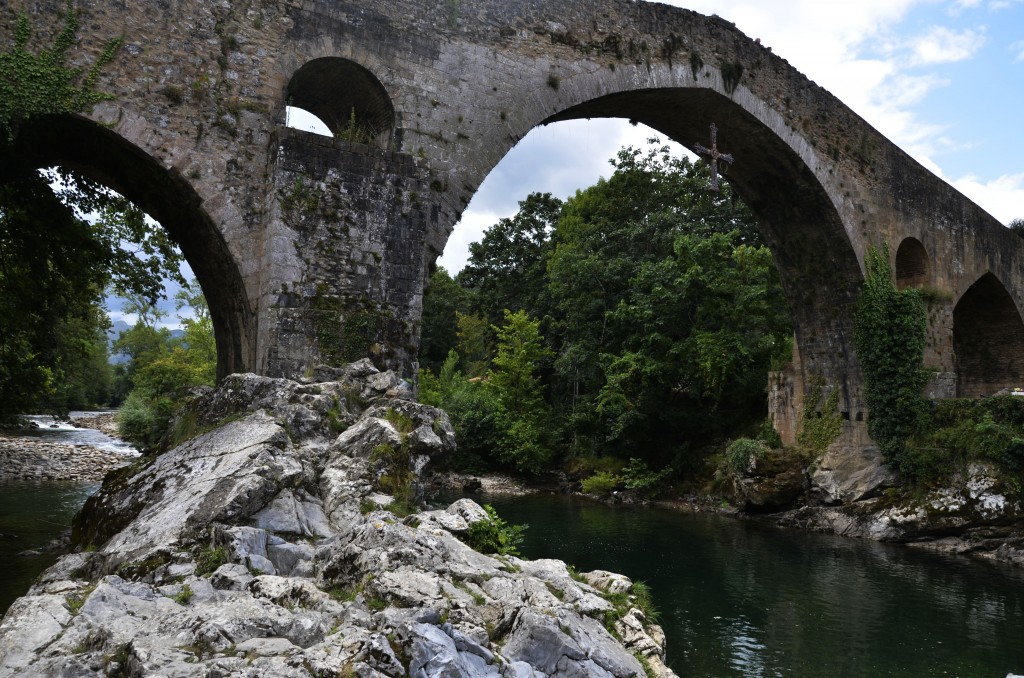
[464,504,526,556]
[581,471,621,496]
[725,437,768,474]
[854,245,928,469]
[620,458,672,492]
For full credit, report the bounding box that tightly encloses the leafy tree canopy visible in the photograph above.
[420,142,792,476]
[0,6,183,418]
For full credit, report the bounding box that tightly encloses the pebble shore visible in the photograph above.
[0,414,132,482]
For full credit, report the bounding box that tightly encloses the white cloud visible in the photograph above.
[1013,39,1024,61]
[905,25,986,65]
[951,172,1024,223]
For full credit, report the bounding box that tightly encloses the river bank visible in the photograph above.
[0,413,133,482]
[435,463,1024,573]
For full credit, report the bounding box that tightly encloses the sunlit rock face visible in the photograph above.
[0,362,675,677]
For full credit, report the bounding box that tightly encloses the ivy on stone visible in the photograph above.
[0,3,123,140]
[854,245,928,473]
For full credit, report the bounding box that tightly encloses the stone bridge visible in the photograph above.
[3,0,1023,449]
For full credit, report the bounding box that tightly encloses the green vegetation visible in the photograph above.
[370,411,422,515]
[854,245,929,475]
[602,580,660,635]
[463,504,527,556]
[724,438,769,474]
[115,280,217,451]
[172,582,194,605]
[1,7,188,421]
[581,471,620,496]
[0,4,122,141]
[195,545,230,576]
[904,396,1024,483]
[419,144,792,487]
[795,380,843,459]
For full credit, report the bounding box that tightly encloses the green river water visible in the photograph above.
[480,493,1024,677]
[4,470,1024,676]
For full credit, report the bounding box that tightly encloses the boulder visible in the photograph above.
[811,443,896,504]
[0,368,675,677]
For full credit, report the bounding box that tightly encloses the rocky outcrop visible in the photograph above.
[809,443,896,504]
[729,449,807,513]
[781,462,1024,565]
[0,361,674,677]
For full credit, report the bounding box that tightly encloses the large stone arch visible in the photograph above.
[437,73,867,442]
[0,114,256,379]
[953,273,1024,398]
[8,0,1024,453]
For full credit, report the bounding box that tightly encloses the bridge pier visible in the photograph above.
[255,128,438,379]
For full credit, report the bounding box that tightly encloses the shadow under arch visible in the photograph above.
[894,237,929,290]
[530,88,865,406]
[0,115,255,379]
[286,57,396,149]
[953,272,1024,397]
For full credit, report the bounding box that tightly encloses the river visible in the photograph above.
[478,493,1024,677]
[4,431,1024,676]
[0,414,135,615]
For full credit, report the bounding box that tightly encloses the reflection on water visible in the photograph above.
[0,480,100,615]
[1,414,132,616]
[479,493,1024,677]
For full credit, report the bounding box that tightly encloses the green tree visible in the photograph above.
[490,310,553,473]
[115,279,216,450]
[459,192,561,327]
[456,311,491,378]
[545,144,778,460]
[1,7,182,419]
[419,267,473,372]
[1009,218,1024,240]
[419,349,500,469]
[595,232,790,457]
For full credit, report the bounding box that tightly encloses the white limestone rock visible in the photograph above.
[0,370,676,678]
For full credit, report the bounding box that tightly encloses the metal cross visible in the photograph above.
[693,123,734,192]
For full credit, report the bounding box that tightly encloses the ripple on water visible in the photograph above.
[474,492,1024,677]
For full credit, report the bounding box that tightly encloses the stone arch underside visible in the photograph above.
[287,57,396,149]
[0,115,255,379]
[953,273,1024,398]
[895,237,929,290]
[521,88,866,412]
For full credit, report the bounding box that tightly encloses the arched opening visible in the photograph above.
[894,237,929,290]
[536,88,865,434]
[953,273,1024,397]
[0,114,254,380]
[286,57,395,149]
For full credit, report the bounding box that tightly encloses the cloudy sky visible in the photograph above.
[436,0,1024,272]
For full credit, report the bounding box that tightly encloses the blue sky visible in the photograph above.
[436,0,1024,272]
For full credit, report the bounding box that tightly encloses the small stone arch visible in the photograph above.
[286,57,395,149]
[894,237,929,290]
[953,273,1024,397]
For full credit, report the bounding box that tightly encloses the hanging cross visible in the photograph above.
[693,123,734,192]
